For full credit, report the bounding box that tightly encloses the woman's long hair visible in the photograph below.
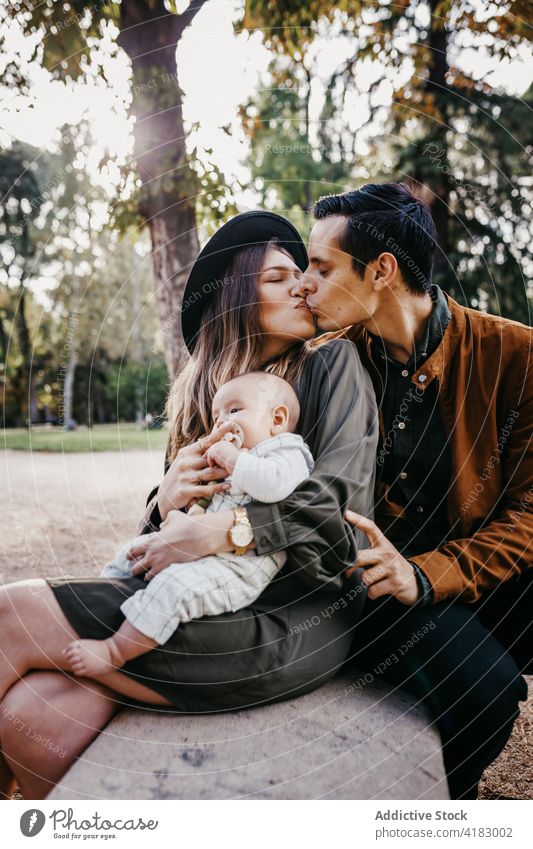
[165,238,313,461]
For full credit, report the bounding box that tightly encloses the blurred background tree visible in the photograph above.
[243,0,532,319]
[0,123,162,425]
[10,0,213,377]
[0,0,531,431]
[240,57,350,240]
[0,140,51,424]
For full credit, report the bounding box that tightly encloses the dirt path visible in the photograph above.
[2,449,164,583]
[1,449,530,798]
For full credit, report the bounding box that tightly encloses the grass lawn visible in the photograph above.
[2,422,169,452]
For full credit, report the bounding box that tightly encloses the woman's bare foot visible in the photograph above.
[64,639,118,677]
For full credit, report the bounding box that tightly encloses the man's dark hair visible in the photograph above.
[313,182,437,294]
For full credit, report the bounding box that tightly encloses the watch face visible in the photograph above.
[232,523,254,547]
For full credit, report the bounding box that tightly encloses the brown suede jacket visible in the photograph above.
[341,294,533,604]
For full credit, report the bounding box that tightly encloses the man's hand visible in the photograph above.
[344,510,420,605]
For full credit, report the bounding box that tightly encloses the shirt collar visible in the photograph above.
[370,285,451,371]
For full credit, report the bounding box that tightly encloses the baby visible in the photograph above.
[64,371,314,678]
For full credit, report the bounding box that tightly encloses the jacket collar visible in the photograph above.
[369,285,450,368]
[350,289,464,392]
[409,292,464,390]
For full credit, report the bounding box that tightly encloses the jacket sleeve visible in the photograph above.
[138,486,163,535]
[246,340,379,589]
[412,345,533,603]
[138,448,172,535]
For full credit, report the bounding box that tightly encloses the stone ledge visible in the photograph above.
[48,672,448,800]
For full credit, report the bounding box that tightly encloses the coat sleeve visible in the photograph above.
[411,343,533,603]
[138,451,171,535]
[246,340,379,589]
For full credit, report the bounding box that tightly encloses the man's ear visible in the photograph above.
[372,252,398,290]
[271,404,290,434]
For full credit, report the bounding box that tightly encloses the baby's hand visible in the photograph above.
[206,441,240,474]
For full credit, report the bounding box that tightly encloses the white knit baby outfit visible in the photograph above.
[101,433,314,644]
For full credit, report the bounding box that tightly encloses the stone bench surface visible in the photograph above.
[48,673,448,800]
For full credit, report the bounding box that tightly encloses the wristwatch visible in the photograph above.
[229,507,254,555]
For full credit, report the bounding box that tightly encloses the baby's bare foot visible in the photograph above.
[64,639,117,677]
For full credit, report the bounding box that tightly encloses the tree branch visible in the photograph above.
[176,0,209,37]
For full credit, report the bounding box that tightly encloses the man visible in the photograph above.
[299,181,531,799]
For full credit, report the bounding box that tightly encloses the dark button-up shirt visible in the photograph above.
[370,285,452,603]
[347,292,533,604]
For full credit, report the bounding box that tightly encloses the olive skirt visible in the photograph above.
[48,568,365,714]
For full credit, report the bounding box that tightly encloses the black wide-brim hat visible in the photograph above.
[181,211,308,353]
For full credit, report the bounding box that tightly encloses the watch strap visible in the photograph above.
[233,507,251,527]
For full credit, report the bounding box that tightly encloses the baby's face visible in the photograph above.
[211,378,279,449]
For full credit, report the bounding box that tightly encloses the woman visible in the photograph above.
[0,212,378,799]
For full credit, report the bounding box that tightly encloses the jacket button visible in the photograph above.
[401,369,409,377]
[398,422,406,430]
[418,374,427,383]
[260,536,268,546]
[400,472,407,480]
[416,506,424,513]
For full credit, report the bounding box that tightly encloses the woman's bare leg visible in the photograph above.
[0,750,15,799]
[1,667,172,800]
[0,672,120,799]
[0,580,79,701]
[0,579,172,699]
[0,579,173,796]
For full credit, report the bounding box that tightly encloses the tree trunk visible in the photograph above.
[62,325,78,426]
[117,0,208,379]
[16,282,39,425]
[130,250,146,423]
[0,307,8,367]
[303,65,312,212]
[62,346,77,426]
[425,0,450,277]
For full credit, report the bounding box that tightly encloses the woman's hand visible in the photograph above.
[129,511,205,581]
[128,509,237,581]
[156,422,235,520]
